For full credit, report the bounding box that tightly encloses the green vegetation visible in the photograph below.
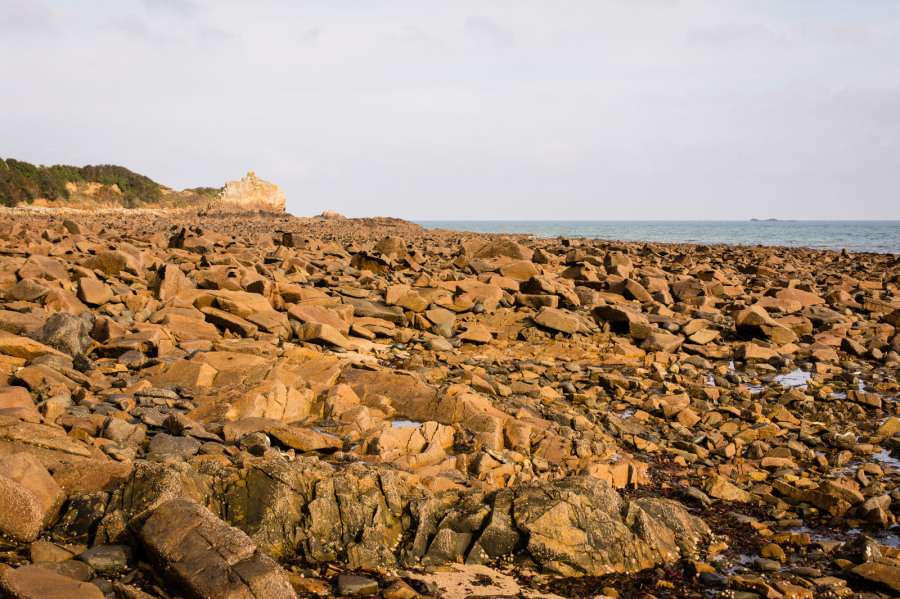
[0,158,223,208]
[183,186,223,198]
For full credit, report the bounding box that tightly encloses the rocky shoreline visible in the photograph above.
[0,210,899,599]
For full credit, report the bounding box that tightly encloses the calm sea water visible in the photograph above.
[415,221,900,255]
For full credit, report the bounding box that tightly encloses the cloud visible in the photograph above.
[107,15,152,39]
[199,27,239,46]
[0,0,52,32]
[298,27,321,44]
[386,25,441,49]
[465,15,515,49]
[687,22,785,48]
[143,0,197,15]
[828,23,871,46]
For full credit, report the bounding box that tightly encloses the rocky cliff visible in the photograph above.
[213,171,286,213]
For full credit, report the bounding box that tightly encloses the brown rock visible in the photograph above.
[0,387,38,419]
[468,238,534,262]
[0,453,66,542]
[774,287,825,307]
[298,322,352,349]
[288,304,351,335]
[0,331,66,361]
[498,260,539,281]
[735,306,797,345]
[533,307,580,334]
[17,255,69,283]
[703,473,752,503]
[877,417,900,437]
[458,323,493,344]
[268,426,343,452]
[75,277,113,306]
[201,307,259,338]
[151,264,195,301]
[851,560,900,593]
[140,497,294,599]
[0,565,104,599]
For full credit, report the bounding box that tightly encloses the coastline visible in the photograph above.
[0,210,899,598]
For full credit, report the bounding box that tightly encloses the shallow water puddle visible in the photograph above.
[872,448,900,472]
[773,368,812,388]
[619,407,636,419]
[391,420,422,428]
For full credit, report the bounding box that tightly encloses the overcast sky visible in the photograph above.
[2,0,899,219]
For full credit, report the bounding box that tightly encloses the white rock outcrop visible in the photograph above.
[214,172,286,213]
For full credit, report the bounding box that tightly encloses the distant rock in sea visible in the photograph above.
[212,171,286,213]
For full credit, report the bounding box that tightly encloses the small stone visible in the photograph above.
[755,557,781,572]
[337,574,379,596]
[29,541,75,563]
[0,565,104,599]
[760,542,786,562]
[75,544,132,576]
[698,571,729,587]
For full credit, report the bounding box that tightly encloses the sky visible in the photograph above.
[1,0,899,220]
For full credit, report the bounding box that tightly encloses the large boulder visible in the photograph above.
[506,477,708,576]
[465,238,534,262]
[533,307,581,334]
[0,452,66,542]
[32,312,91,356]
[140,498,295,599]
[735,306,798,345]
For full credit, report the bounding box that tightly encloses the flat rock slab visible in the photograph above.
[140,497,294,599]
[0,565,104,599]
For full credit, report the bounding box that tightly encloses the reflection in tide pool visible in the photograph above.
[773,369,812,388]
[872,448,900,472]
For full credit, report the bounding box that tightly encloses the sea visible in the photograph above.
[414,220,900,255]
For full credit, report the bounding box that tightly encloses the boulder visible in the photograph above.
[0,452,66,542]
[151,264,195,301]
[533,307,580,334]
[76,277,113,306]
[508,477,708,576]
[735,306,798,345]
[288,304,351,335]
[468,238,534,262]
[33,312,91,356]
[0,331,67,361]
[139,497,295,599]
[17,255,69,282]
[703,474,752,503]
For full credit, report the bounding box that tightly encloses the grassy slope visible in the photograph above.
[0,157,222,209]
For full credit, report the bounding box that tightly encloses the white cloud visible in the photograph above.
[0,0,52,32]
[1,0,899,219]
[687,22,785,48]
[465,15,516,49]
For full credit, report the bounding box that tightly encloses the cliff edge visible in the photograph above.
[213,171,286,213]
